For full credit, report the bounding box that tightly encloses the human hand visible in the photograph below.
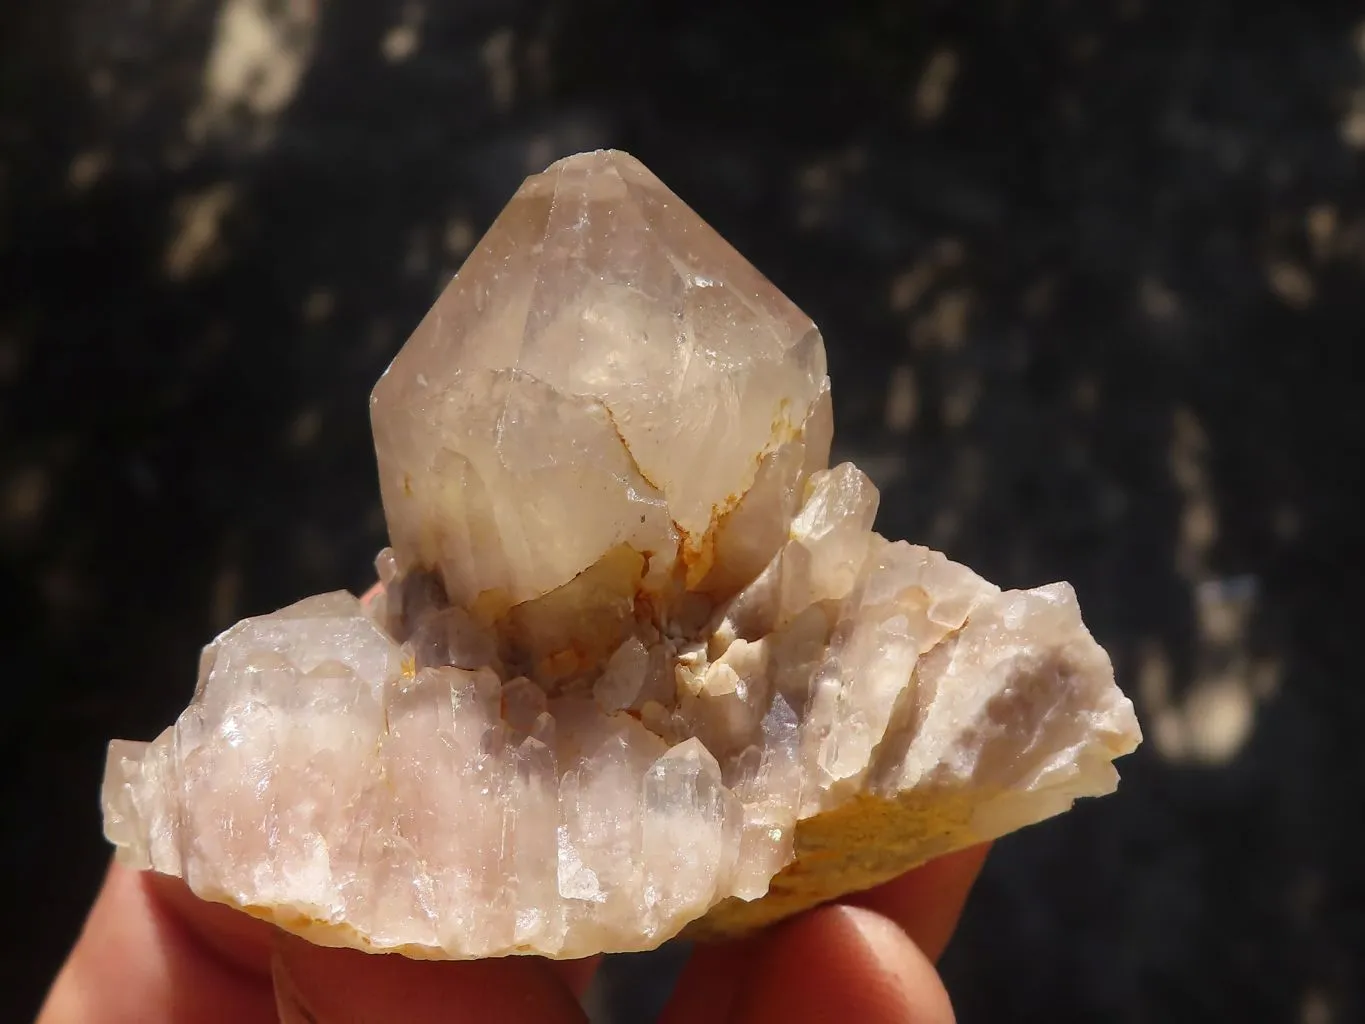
[40,842,985,1023]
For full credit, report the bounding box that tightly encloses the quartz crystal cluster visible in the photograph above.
[102,151,1142,959]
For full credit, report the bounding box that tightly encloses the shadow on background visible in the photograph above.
[2,1,1362,1020]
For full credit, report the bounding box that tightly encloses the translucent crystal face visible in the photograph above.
[371,150,828,606]
[102,151,1142,962]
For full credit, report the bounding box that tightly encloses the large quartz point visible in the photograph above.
[102,151,1141,960]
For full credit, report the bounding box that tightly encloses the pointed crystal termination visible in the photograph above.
[101,151,1142,961]
[371,150,830,609]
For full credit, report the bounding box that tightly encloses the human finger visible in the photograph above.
[724,904,955,1024]
[272,931,588,1024]
[662,841,988,1022]
[37,861,276,1024]
[846,842,990,963]
[657,935,758,1024]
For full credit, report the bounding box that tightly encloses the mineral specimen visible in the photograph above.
[102,150,1142,960]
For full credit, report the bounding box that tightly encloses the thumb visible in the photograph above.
[271,932,588,1024]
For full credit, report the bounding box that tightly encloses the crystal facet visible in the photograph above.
[102,150,1142,959]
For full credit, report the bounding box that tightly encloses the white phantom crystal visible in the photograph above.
[102,151,1142,959]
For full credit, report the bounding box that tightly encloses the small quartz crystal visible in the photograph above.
[103,151,1142,959]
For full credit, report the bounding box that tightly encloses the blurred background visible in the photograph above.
[3,1,1363,1020]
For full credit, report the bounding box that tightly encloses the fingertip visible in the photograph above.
[39,861,276,1024]
[849,842,991,963]
[727,905,954,1024]
[143,869,276,980]
[272,932,588,1024]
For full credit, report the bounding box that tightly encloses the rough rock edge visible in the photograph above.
[143,593,1135,958]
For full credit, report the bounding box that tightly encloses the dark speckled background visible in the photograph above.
[4,1,1363,1020]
